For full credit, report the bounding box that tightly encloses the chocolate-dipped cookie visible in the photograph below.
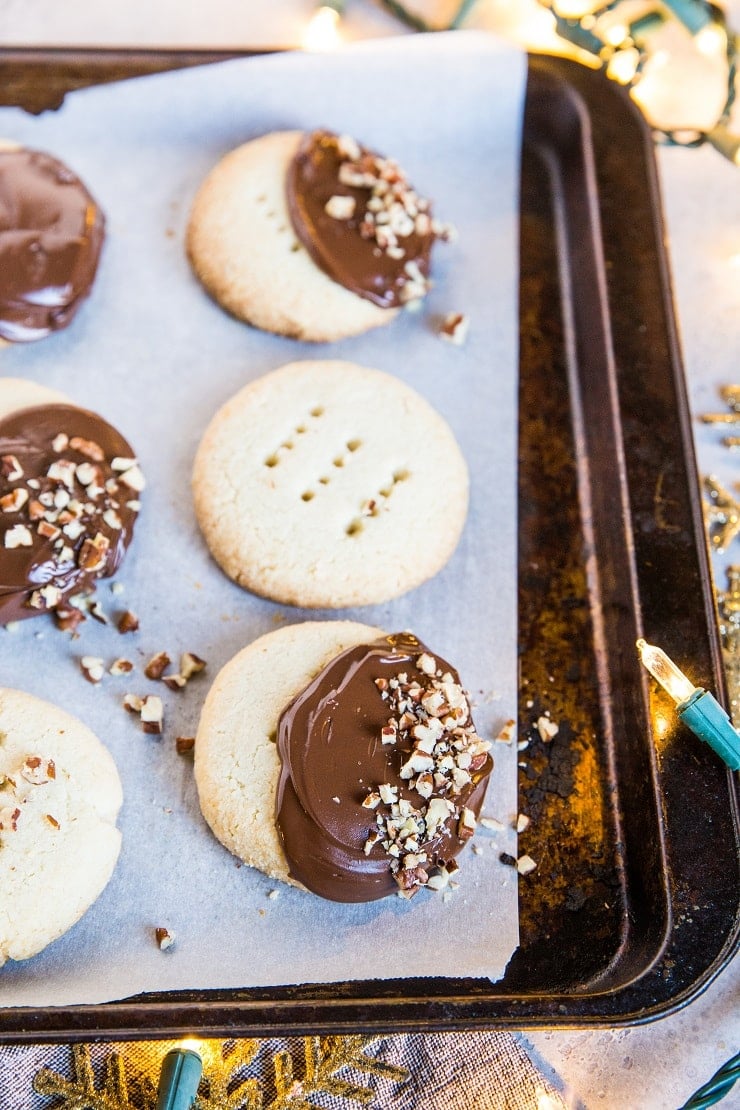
[0,145,105,343]
[0,379,143,624]
[186,129,451,342]
[194,622,492,903]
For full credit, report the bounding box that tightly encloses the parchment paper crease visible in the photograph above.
[0,32,525,1006]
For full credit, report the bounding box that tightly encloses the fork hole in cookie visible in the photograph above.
[310,406,324,418]
[264,455,279,468]
[318,476,330,485]
[301,491,314,502]
[346,439,362,452]
[333,457,344,468]
[393,468,410,483]
[346,520,363,537]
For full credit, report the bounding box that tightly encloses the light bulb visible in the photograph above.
[636,639,697,704]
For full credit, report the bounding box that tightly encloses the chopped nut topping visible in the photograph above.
[117,610,139,634]
[51,433,69,453]
[536,715,559,742]
[1,455,23,481]
[144,651,171,680]
[324,194,357,220]
[155,926,175,950]
[496,719,516,743]
[77,531,110,572]
[163,673,187,691]
[362,651,491,895]
[0,805,21,832]
[21,756,55,785]
[4,523,32,548]
[123,693,144,713]
[80,656,105,684]
[69,436,104,462]
[140,695,164,734]
[0,487,28,512]
[109,658,134,676]
[439,312,470,346]
[516,854,537,875]
[55,606,85,633]
[180,652,206,680]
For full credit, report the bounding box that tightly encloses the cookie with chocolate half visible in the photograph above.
[186,129,452,342]
[0,144,105,344]
[194,621,492,903]
[0,378,144,625]
[192,359,469,608]
[0,685,122,966]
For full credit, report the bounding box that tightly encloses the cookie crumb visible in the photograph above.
[516,813,530,834]
[516,854,537,875]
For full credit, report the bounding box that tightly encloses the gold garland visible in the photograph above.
[32,1037,408,1110]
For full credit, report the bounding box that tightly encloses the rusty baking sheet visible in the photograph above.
[0,51,737,1040]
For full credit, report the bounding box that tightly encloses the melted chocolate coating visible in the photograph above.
[0,149,105,343]
[0,404,140,622]
[286,130,435,309]
[276,632,492,903]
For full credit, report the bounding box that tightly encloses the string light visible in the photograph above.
[315,0,739,165]
[303,0,345,50]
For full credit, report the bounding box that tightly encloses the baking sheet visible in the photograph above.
[0,32,525,1007]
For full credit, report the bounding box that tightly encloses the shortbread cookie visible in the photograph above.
[195,622,493,903]
[195,620,381,888]
[0,146,105,343]
[192,359,469,608]
[186,129,449,342]
[0,686,123,966]
[0,378,144,624]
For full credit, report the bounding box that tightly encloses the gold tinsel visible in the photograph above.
[32,1036,408,1110]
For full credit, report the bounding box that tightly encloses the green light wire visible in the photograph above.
[679,1050,740,1109]
[377,0,480,32]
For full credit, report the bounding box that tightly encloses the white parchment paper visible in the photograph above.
[0,32,525,1007]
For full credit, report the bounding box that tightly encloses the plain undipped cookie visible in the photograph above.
[194,620,382,886]
[0,687,123,966]
[0,377,67,420]
[192,359,469,609]
[186,131,395,342]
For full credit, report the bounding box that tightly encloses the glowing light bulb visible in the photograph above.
[694,22,727,57]
[603,22,629,47]
[302,5,342,51]
[637,639,740,769]
[636,639,696,704]
[608,46,640,84]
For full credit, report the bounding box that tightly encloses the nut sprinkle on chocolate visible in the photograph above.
[365,650,491,897]
[0,404,143,625]
[276,631,493,903]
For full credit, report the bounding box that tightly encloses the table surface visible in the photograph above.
[0,3,737,1107]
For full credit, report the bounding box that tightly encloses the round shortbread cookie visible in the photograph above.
[0,377,67,420]
[0,687,123,966]
[192,359,469,608]
[186,131,396,342]
[194,620,382,886]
